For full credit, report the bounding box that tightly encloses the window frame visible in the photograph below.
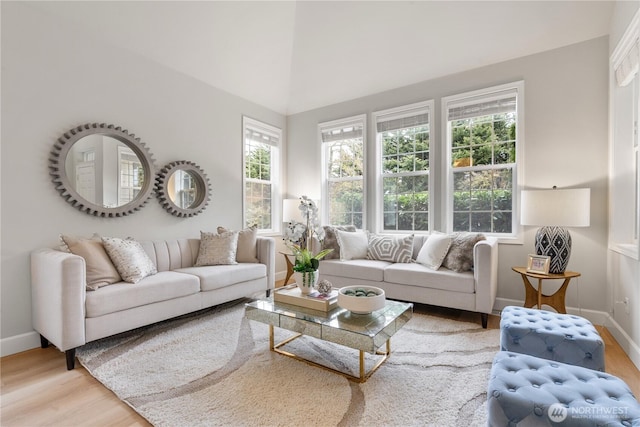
[242,116,282,234]
[319,114,367,229]
[373,100,434,234]
[442,81,525,240]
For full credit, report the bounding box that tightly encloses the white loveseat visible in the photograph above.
[317,233,498,327]
[31,236,275,369]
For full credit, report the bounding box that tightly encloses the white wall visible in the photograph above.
[0,2,285,354]
[607,0,640,368]
[287,37,610,316]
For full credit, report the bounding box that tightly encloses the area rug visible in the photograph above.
[77,299,500,427]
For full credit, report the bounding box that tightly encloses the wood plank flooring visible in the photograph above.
[2,304,638,426]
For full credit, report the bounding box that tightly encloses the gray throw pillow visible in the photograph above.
[442,232,486,272]
[217,226,258,263]
[366,233,414,263]
[321,225,356,260]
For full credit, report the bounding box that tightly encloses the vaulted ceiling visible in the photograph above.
[30,1,614,115]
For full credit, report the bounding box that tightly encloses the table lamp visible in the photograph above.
[521,187,590,274]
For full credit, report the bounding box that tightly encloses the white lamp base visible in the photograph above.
[534,226,572,274]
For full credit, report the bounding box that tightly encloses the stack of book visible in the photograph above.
[273,285,339,311]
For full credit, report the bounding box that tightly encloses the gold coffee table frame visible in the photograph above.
[269,324,391,383]
[245,298,412,383]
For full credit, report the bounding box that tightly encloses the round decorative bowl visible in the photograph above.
[337,286,386,314]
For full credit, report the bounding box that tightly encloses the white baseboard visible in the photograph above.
[1,331,41,357]
[605,316,640,370]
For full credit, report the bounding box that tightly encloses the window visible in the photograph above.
[118,146,143,206]
[443,82,523,235]
[320,115,366,228]
[374,101,433,232]
[610,9,640,258]
[243,116,281,232]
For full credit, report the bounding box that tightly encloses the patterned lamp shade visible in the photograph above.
[521,188,591,274]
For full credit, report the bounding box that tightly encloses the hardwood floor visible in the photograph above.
[2,305,639,426]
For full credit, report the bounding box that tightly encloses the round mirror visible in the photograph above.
[50,123,156,217]
[156,160,210,217]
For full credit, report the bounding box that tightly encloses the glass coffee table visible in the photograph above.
[245,296,413,383]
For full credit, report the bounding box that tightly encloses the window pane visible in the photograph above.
[452,168,513,233]
[327,179,363,226]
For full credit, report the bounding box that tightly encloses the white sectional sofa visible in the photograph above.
[31,236,275,369]
[317,233,498,327]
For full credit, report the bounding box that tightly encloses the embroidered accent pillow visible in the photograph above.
[217,226,258,263]
[336,229,368,260]
[415,233,453,270]
[101,237,157,284]
[195,231,239,266]
[321,225,357,260]
[366,234,414,263]
[442,232,486,272]
[60,233,121,291]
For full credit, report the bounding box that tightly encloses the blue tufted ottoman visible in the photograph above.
[501,306,605,371]
[487,351,640,426]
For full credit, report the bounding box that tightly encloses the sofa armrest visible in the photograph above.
[473,237,499,314]
[256,237,275,290]
[30,248,87,352]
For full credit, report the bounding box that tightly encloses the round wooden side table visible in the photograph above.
[512,266,581,314]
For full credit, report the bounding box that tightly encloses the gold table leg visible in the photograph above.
[268,327,391,383]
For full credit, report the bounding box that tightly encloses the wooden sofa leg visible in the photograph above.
[481,313,488,329]
[66,349,76,370]
[40,334,49,348]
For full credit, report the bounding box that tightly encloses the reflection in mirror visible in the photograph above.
[50,123,156,217]
[156,160,210,217]
[64,135,145,208]
[168,169,197,209]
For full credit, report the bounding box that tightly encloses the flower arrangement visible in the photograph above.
[283,196,332,273]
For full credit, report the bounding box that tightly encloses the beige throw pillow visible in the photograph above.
[60,234,121,291]
[415,233,453,270]
[102,237,157,284]
[217,226,258,263]
[195,231,239,266]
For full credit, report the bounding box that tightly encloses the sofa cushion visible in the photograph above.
[102,237,158,283]
[319,259,389,282]
[60,233,121,291]
[322,225,356,260]
[336,229,368,260]
[195,231,239,266]
[85,271,200,318]
[366,233,414,263]
[176,263,266,292]
[217,226,259,263]
[384,263,475,293]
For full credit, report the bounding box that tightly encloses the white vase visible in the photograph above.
[294,270,319,295]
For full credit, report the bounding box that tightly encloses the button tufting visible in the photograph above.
[585,398,594,404]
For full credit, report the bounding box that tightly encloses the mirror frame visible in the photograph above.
[156,160,211,217]
[49,123,157,217]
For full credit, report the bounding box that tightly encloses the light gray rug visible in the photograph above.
[77,299,500,427]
